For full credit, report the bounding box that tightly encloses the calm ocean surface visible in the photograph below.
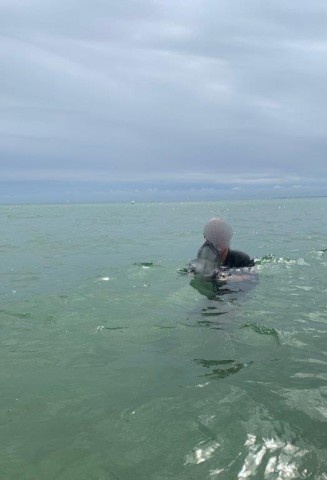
[1,198,326,479]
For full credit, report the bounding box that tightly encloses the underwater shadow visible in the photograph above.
[190,276,235,300]
[185,277,251,329]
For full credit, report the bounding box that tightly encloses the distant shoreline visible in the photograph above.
[0,195,326,207]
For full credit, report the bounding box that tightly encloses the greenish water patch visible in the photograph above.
[241,323,280,344]
[1,199,326,479]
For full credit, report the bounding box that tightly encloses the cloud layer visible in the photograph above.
[1,0,327,201]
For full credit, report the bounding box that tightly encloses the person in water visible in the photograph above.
[192,217,254,279]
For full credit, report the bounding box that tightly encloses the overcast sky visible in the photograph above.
[1,0,327,202]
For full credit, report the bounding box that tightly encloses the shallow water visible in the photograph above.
[1,198,326,479]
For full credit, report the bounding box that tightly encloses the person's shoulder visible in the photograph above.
[225,249,255,268]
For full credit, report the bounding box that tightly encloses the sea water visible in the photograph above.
[0,198,326,479]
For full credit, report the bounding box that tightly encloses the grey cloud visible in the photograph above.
[0,0,327,200]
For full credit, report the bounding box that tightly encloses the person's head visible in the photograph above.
[203,218,233,252]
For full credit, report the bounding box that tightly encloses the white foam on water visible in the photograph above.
[295,285,313,291]
[209,468,225,476]
[185,440,220,465]
[297,258,310,266]
[195,382,210,388]
[237,435,308,480]
[263,437,285,450]
[238,435,266,479]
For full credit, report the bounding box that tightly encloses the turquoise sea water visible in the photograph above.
[1,198,326,479]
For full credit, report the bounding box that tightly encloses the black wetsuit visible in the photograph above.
[223,249,255,268]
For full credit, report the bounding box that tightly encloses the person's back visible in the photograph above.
[223,248,255,268]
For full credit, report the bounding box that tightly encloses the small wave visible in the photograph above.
[236,434,308,479]
[96,325,128,332]
[133,262,155,268]
[201,306,228,317]
[241,323,280,344]
[185,440,220,465]
[1,310,33,320]
[256,254,296,265]
[194,358,250,380]
[177,267,190,275]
